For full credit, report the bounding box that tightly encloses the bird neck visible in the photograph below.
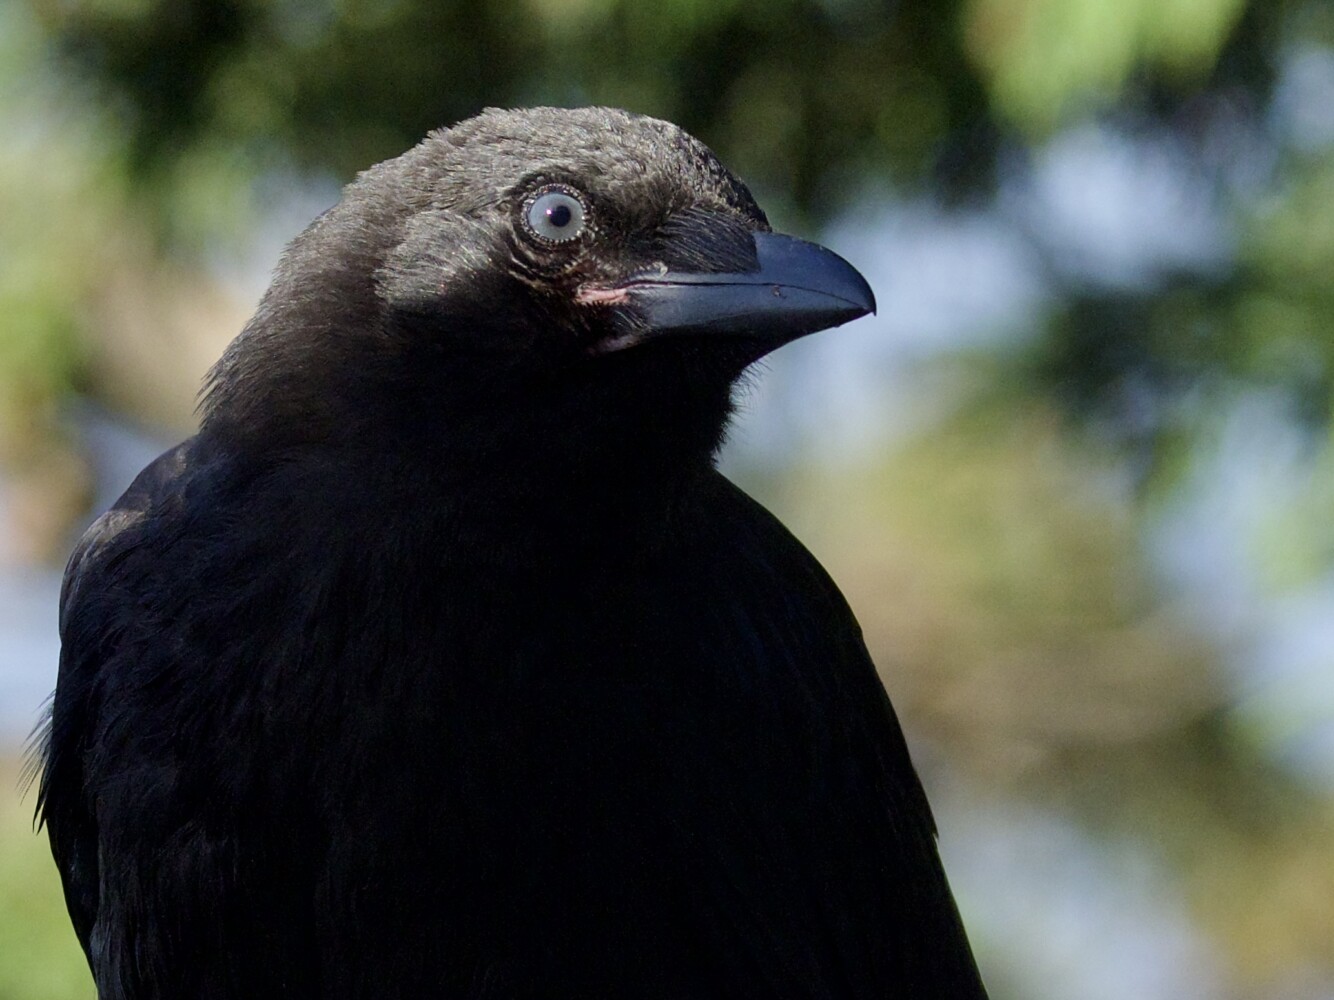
[413,372,733,554]
[202,377,733,567]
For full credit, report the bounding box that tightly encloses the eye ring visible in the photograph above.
[521,184,588,246]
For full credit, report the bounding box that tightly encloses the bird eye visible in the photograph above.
[522,186,587,245]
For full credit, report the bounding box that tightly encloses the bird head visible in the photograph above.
[203,107,873,477]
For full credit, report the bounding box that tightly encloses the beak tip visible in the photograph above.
[841,273,876,322]
[858,266,876,311]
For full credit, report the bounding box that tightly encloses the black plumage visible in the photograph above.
[37,106,988,998]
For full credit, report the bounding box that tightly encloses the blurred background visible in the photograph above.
[2,0,1333,996]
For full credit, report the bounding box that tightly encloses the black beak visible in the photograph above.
[600,231,875,352]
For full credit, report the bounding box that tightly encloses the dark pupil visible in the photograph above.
[547,202,572,228]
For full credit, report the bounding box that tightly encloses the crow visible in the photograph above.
[37,107,989,999]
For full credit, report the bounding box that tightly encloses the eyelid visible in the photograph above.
[522,182,588,212]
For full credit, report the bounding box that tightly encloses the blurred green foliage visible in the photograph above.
[965,0,1251,128]
[0,760,92,1000]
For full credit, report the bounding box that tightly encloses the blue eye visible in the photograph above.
[523,186,587,244]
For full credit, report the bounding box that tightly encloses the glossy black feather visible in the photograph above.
[38,107,988,998]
